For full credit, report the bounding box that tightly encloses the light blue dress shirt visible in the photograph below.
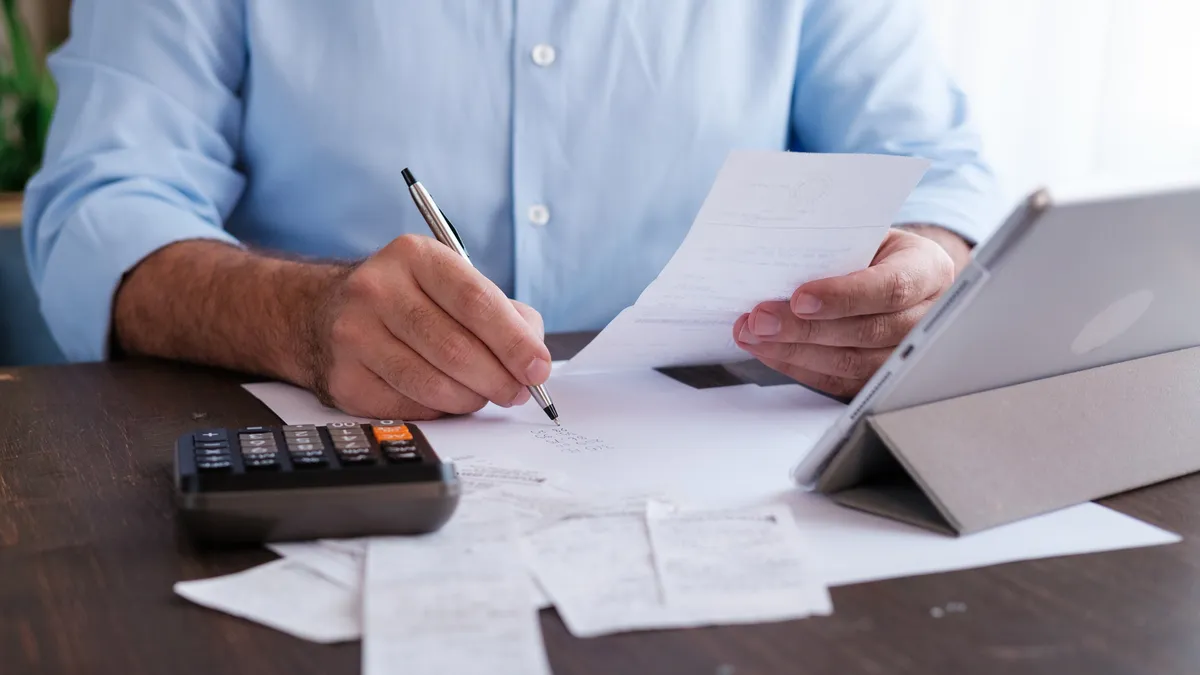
[25,0,1001,362]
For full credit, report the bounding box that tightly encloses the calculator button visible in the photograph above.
[329,428,366,438]
[287,442,322,452]
[339,454,376,466]
[284,429,319,438]
[244,457,279,470]
[194,430,228,443]
[291,455,327,468]
[379,439,416,449]
[240,447,277,457]
[283,425,318,432]
[337,447,371,456]
[332,440,369,450]
[196,459,232,471]
[327,422,359,428]
[385,451,421,463]
[194,448,230,457]
[289,449,326,458]
[372,424,413,442]
[241,438,276,448]
[373,419,404,426]
[239,432,274,441]
[194,441,230,449]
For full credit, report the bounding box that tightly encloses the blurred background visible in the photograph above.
[0,0,1196,366]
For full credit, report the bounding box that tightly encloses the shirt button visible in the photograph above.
[531,44,557,67]
[528,204,551,226]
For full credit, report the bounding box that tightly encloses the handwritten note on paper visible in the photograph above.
[563,150,929,374]
[530,426,614,453]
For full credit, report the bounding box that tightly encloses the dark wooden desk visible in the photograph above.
[3,333,1200,675]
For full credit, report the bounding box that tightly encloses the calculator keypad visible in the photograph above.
[371,420,419,464]
[282,430,328,468]
[192,430,232,471]
[188,423,434,477]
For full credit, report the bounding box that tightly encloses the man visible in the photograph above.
[25,0,1000,419]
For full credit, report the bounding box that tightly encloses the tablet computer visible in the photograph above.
[794,183,1200,487]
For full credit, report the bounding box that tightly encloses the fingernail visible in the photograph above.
[793,293,822,314]
[738,326,760,345]
[752,311,781,336]
[525,358,551,384]
[511,388,531,406]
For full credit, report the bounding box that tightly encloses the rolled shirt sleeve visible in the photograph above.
[790,0,1005,244]
[23,0,246,362]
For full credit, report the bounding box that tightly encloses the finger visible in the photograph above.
[736,339,892,380]
[360,268,527,407]
[754,355,866,399]
[323,360,445,420]
[790,241,953,319]
[411,241,552,386]
[358,327,494,415]
[743,300,932,348]
[511,300,545,342]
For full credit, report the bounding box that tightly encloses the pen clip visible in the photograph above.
[441,209,469,258]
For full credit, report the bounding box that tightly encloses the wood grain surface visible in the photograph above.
[2,334,1198,675]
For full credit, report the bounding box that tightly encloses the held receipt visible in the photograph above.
[564,150,929,374]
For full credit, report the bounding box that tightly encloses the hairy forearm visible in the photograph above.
[897,224,973,274]
[113,240,350,388]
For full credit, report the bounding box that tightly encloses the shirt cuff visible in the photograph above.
[37,196,240,362]
[893,185,1008,247]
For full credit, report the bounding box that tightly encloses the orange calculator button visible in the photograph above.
[373,424,412,442]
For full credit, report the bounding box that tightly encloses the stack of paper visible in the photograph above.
[176,465,836,662]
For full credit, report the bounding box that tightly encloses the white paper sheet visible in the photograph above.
[646,501,831,616]
[363,500,551,675]
[174,559,360,643]
[451,455,570,493]
[243,378,1180,588]
[563,151,929,374]
[267,540,362,590]
[523,506,677,637]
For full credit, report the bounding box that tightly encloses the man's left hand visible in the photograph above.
[733,227,966,398]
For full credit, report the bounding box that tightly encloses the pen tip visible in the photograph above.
[401,168,416,187]
[554,419,561,427]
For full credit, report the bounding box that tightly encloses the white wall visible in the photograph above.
[924,0,1200,207]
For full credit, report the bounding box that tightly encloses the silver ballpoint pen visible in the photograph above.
[402,167,560,425]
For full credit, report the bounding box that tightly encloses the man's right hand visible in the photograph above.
[306,235,551,419]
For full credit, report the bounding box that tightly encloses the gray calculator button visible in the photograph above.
[196,459,232,471]
[287,442,322,452]
[332,440,369,450]
[195,448,230,457]
[239,432,274,441]
[284,430,319,439]
[244,457,279,470]
[194,441,229,449]
[282,425,318,431]
[194,430,228,442]
[291,455,326,467]
[240,447,277,457]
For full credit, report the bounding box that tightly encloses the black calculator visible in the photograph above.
[175,421,460,544]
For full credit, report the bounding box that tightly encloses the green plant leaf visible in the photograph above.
[2,0,37,96]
